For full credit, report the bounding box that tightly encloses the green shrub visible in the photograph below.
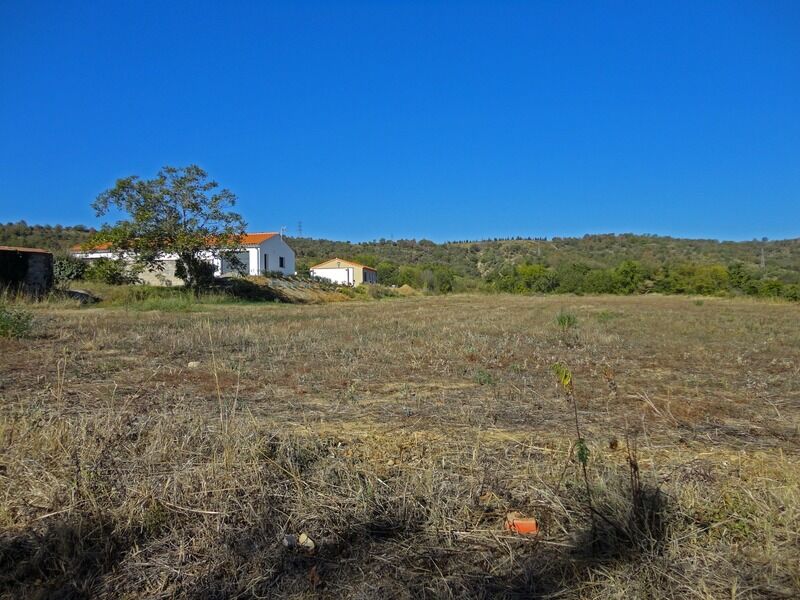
[336,287,359,298]
[366,285,398,299]
[757,279,784,298]
[85,258,140,285]
[781,284,800,301]
[555,263,591,294]
[613,260,647,294]
[492,262,558,294]
[583,269,617,294]
[53,254,87,286]
[0,304,33,338]
[556,310,578,332]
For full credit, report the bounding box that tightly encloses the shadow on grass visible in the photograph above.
[415,482,668,599]
[0,452,668,598]
[186,478,669,599]
[0,515,129,600]
[213,277,290,303]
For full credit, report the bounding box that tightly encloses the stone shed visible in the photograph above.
[0,246,54,294]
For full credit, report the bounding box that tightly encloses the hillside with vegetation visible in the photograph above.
[290,234,799,277]
[291,234,800,299]
[0,221,95,251]
[2,222,798,299]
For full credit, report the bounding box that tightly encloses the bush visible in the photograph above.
[491,263,558,294]
[0,304,33,338]
[613,260,647,294]
[556,263,590,294]
[583,269,617,294]
[85,258,140,285]
[376,261,399,285]
[781,284,800,301]
[53,254,87,286]
[757,279,784,298]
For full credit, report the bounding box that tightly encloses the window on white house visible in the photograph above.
[263,254,268,272]
[279,256,285,268]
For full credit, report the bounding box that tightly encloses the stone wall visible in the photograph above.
[138,260,180,286]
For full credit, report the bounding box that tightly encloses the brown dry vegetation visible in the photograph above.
[1,294,798,599]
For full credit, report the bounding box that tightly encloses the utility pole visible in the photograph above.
[761,237,767,269]
[280,226,287,239]
[297,221,303,237]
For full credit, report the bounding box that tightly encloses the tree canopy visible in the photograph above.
[90,165,247,289]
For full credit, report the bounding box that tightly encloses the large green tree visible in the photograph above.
[90,165,247,289]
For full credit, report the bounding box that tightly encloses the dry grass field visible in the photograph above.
[1,294,798,599]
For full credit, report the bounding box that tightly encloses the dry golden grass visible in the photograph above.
[1,294,798,598]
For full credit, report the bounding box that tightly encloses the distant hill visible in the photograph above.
[288,234,800,284]
[0,221,95,252]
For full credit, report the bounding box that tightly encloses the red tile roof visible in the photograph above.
[72,232,279,252]
[239,232,278,245]
[71,241,112,251]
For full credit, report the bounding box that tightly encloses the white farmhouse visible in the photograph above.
[72,232,296,286]
[310,258,378,286]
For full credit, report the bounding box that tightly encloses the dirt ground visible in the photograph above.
[1,294,798,598]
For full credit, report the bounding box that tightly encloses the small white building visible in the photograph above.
[72,232,296,286]
[310,258,378,286]
[209,232,296,277]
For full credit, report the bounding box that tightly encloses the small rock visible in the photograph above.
[284,532,316,554]
[187,361,201,369]
[298,533,316,552]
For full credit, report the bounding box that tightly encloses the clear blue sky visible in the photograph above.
[1,1,798,242]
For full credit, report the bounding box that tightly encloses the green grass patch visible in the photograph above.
[474,369,495,385]
[71,284,241,312]
[595,310,624,323]
[0,304,33,338]
[556,309,578,331]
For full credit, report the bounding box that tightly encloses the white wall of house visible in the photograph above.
[73,234,297,285]
[257,236,295,276]
[73,235,296,285]
[73,250,119,261]
[310,267,354,286]
[248,248,259,275]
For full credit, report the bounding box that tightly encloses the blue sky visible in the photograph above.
[1,1,798,242]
